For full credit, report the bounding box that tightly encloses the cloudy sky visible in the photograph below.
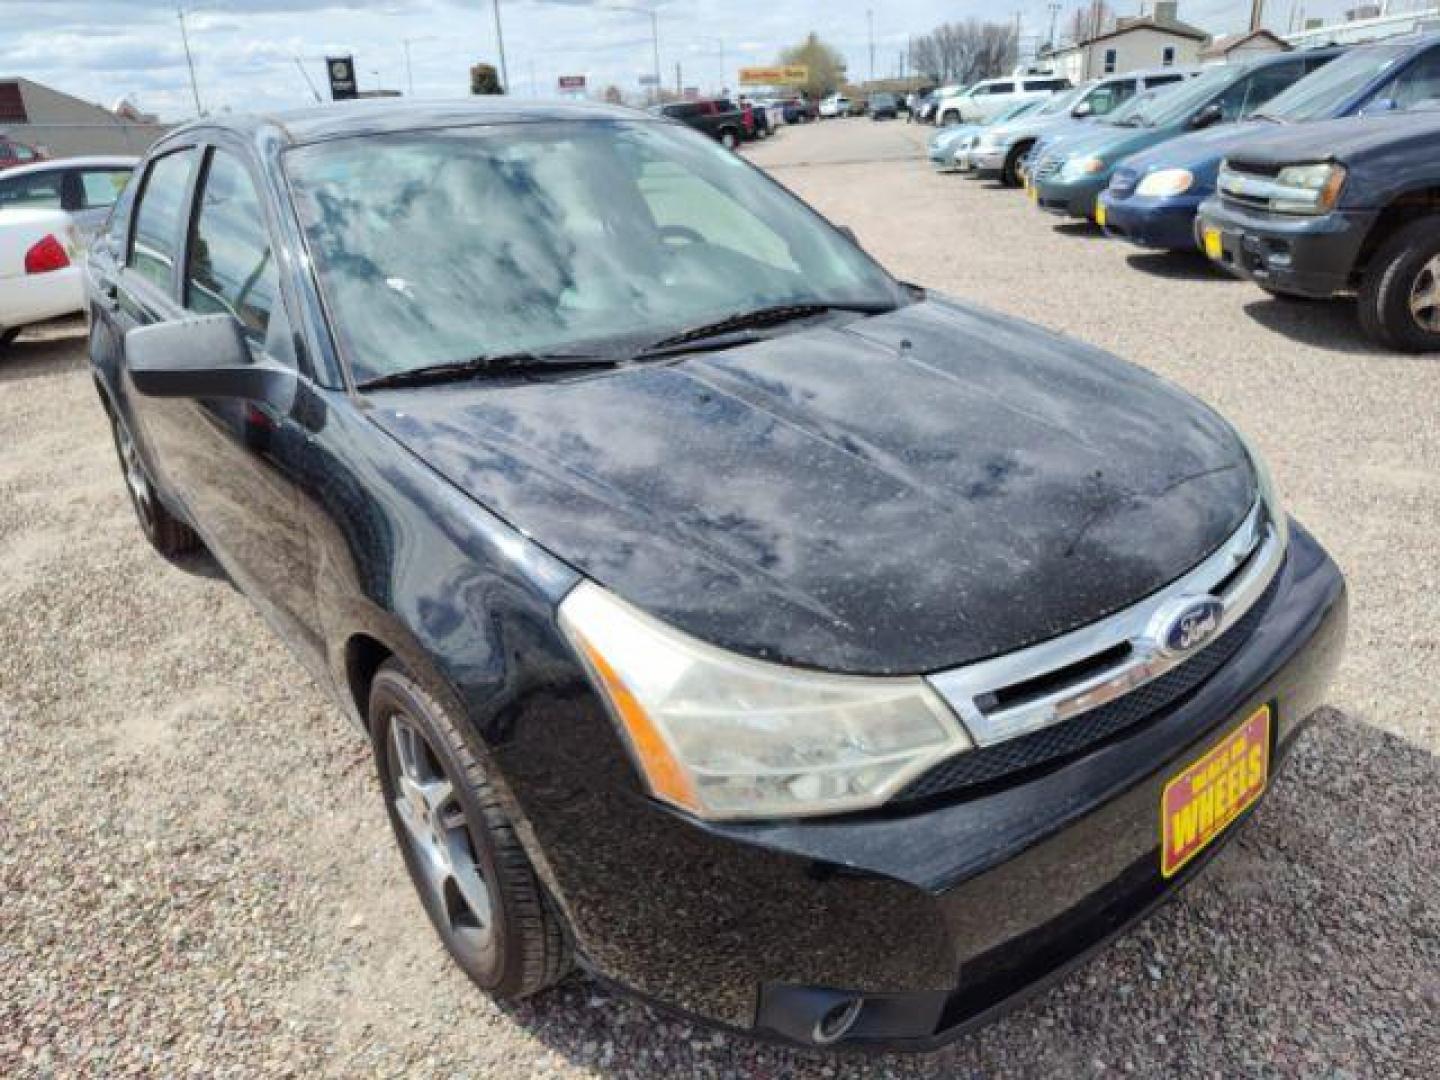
[6,0,1382,119]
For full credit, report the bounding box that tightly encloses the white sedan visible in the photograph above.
[0,155,135,240]
[1,208,84,348]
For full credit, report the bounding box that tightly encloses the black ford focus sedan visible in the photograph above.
[86,101,1346,1050]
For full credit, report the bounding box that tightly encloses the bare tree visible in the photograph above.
[907,19,1018,85]
[1065,1,1116,46]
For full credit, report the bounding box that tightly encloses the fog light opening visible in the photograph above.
[812,997,865,1045]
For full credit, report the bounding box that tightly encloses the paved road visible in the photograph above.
[1,118,1435,1078]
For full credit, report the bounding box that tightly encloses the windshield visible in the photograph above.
[990,98,1044,124]
[1124,66,1235,126]
[286,120,900,383]
[1258,39,1413,121]
[1034,84,1088,116]
[1101,86,1167,126]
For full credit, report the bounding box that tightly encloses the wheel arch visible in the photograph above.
[1354,186,1440,282]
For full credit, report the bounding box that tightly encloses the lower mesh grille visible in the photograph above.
[894,573,1281,805]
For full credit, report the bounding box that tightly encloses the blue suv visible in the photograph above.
[1100,35,1440,252]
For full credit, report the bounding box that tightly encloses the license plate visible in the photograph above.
[1161,705,1271,878]
[1202,226,1224,261]
[1095,201,1107,227]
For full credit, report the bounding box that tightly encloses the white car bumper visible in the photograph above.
[0,265,84,331]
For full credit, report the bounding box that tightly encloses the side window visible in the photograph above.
[1145,74,1184,88]
[0,170,63,211]
[78,168,132,210]
[1104,49,1118,75]
[185,149,284,350]
[1384,50,1440,110]
[984,82,1015,95]
[128,149,196,292]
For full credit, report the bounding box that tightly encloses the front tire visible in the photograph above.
[1001,143,1031,188]
[720,128,738,150]
[1358,217,1440,351]
[371,662,571,999]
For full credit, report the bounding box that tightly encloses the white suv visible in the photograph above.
[818,94,851,119]
[936,75,1071,126]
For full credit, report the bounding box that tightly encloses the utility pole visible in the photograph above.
[177,7,203,116]
[1046,1,1060,49]
[675,61,681,96]
[491,0,510,92]
[867,8,875,85]
[1249,0,1265,32]
[404,39,416,96]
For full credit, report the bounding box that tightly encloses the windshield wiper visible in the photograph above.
[357,351,619,391]
[634,301,895,358]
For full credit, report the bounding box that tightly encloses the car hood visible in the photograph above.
[368,298,1255,675]
[1114,120,1272,190]
[991,113,1083,144]
[1223,110,1440,169]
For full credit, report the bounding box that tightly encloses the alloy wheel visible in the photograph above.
[386,715,496,960]
[1408,255,1440,332]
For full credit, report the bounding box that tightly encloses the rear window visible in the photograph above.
[980,82,1015,95]
[0,169,62,211]
[77,168,132,210]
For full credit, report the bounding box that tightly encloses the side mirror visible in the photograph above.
[125,313,296,413]
[1189,102,1224,130]
[1072,101,1093,118]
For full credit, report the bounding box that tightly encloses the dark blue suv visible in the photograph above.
[1101,35,1440,252]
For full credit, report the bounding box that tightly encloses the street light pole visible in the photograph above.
[405,39,415,96]
[177,6,203,115]
[650,8,661,100]
[492,0,510,92]
[867,8,874,85]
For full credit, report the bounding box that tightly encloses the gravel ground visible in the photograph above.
[2,118,1437,1078]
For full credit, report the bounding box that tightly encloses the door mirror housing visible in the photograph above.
[125,313,296,413]
[1071,101,1093,118]
[1188,102,1224,130]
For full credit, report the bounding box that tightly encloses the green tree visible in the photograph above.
[780,32,846,99]
[470,63,503,95]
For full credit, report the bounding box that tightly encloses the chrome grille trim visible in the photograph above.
[927,500,1283,749]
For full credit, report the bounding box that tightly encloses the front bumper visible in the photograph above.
[507,523,1346,1051]
[1099,191,1206,252]
[970,146,1010,175]
[1034,174,1108,220]
[1195,197,1377,298]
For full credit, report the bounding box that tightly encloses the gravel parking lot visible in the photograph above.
[3,117,1436,1078]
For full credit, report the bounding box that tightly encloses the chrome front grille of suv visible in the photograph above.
[900,500,1285,802]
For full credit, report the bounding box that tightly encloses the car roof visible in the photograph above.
[0,155,137,176]
[164,98,653,149]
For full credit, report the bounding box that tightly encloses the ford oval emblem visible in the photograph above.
[1154,597,1225,658]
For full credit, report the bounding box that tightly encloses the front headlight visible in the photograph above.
[1135,168,1194,198]
[1236,429,1289,550]
[1060,154,1106,181]
[1272,162,1347,215]
[559,582,971,820]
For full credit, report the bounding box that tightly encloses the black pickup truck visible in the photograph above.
[657,99,746,150]
[1198,108,1440,351]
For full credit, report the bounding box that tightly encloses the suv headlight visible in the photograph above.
[1272,162,1347,215]
[1136,168,1194,198]
[560,582,971,821]
[1060,154,1106,181]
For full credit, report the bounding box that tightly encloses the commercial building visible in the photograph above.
[0,77,168,159]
